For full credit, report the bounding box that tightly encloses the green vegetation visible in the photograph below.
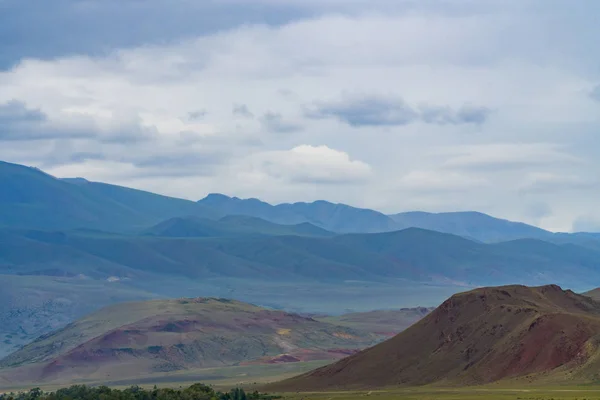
[0,384,279,400]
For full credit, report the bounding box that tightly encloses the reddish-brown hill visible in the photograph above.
[269,285,600,391]
[0,298,429,385]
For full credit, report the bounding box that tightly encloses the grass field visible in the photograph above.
[276,387,600,400]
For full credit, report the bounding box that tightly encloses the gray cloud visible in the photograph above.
[305,96,418,127]
[260,112,303,133]
[188,110,208,120]
[0,100,46,124]
[233,104,254,118]
[420,104,491,125]
[0,0,312,70]
[0,100,88,141]
[0,100,155,143]
[305,96,490,127]
[572,216,600,233]
[591,85,600,102]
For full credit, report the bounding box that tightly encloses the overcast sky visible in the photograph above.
[1,0,600,231]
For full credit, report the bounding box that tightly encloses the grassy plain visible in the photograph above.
[276,387,600,400]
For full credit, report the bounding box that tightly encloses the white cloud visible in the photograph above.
[396,170,488,192]
[245,145,372,185]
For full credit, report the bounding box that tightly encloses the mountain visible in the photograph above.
[143,215,333,238]
[197,194,397,233]
[0,161,212,232]
[2,160,598,243]
[270,285,600,391]
[5,227,600,287]
[0,298,400,385]
[198,194,560,241]
[3,225,600,360]
[389,211,553,242]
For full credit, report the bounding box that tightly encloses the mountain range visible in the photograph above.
[0,160,577,242]
[4,159,600,378]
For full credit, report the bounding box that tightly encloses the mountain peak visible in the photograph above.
[199,193,232,203]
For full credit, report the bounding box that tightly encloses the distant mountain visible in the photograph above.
[3,227,600,289]
[0,161,212,232]
[389,211,553,242]
[197,194,560,241]
[197,194,397,233]
[0,298,387,385]
[143,215,333,238]
[270,285,600,390]
[2,160,598,243]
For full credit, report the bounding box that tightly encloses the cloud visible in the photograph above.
[572,216,600,233]
[305,95,490,127]
[233,104,254,118]
[260,112,303,133]
[250,145,372,184]
[518,172,594,194]
[0,0,311,69]
[590,85,600,102]
[397,170,489,193]
[0,100,90,141]
[419,104,491,125]
[188,110,208,120]
[438,144,583,170]
[305,96,418,127]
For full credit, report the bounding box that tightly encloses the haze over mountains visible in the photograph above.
[3,160,600,373]
[0,160,571,241]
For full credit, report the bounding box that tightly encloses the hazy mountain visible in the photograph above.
[271,285,600,390]
[197,194,397,233]
[2,160,597,243]
[143,215,333,238]
[3,227,600,290]
[0,161,212,232]
[389,211,553,242]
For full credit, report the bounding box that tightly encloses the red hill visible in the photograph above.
[270,285,600,391]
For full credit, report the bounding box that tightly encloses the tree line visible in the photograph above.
[0,383,280,400]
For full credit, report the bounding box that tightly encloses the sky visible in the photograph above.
[1,0,600,232]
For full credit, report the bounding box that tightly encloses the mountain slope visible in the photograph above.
[143,215,333,238]
[0,161,212,232]
[389,211,553,242]
[0,298,385,384]
[197,194,397,233]
[270,285,600,391]
[3,227,600,287]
